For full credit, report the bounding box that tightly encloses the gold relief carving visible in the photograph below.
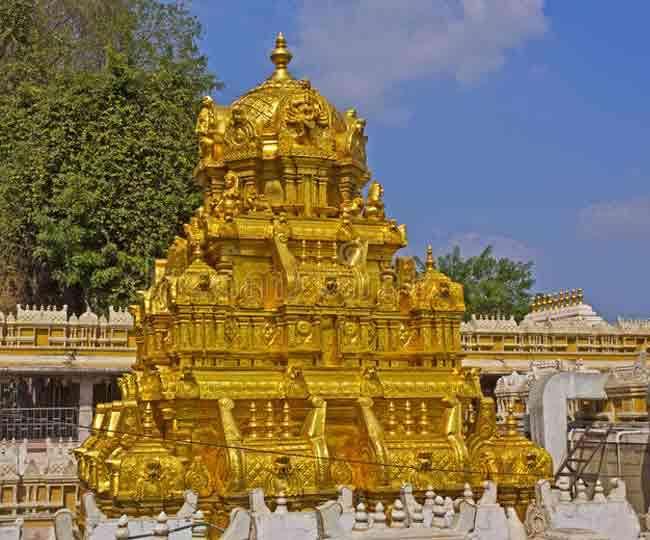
[367,321,378,351]
[364,181,385,221]
[149,276,173,314]
[339,108,367,164]
[360,367,382,396]
[430,278,465,312]
[242,183,271,213]
[224,317,239,347]
[383,220,406,246]
[340,196,364,220]
[263,320,280,347]
[212,171,242,221]
[272,215,299,295]
[290,319,313,347]
[398,322,415,350]
[195,96,225,166]
[462,400,478,437]
[237,274,264,309]
[302,371,361,397]
[224,105,257,158]
[467,406,552,487]
[376,271,398,311]
[246,454,314,497]
[198,380,282,400]
[281,367,308,398]
[339,318,360,351]
[320,316,338,365]
[175,259,222,305]
[123,456,184,502]
[317,276,345,306]
[118,406,140,449]
[184,455,213,497]
[297,275,320,305]
[283,91,329,147]
[467,398,497,452]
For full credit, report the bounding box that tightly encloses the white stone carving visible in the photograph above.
[524,479,639,540]
[0,304,134,348]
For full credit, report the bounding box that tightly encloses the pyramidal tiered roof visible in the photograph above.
[75,34,550,525]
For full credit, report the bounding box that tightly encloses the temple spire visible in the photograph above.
[425,245,435,272]
[269,32,294,81]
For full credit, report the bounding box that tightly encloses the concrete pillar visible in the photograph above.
[78,379,94,443]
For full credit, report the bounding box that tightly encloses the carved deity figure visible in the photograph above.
[226,106,255,147]
[364,181,385,220]
[264,456,300,496]
[342,108,367,163]
[213,171,241,220]
[318,277,345,307]
[340,196,364,220]
[320,315,339,365]
[285,92,328,146]
[376,271,398,311]
[243,184,271,213]
[195,96,223,163]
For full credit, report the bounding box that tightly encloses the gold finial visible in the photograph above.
[504,404,518,437]
[387,400,397,436]
[269,32,293,81]
[404,400,414,435]
[418,400,430,435]
[300,239,307,264]
[425,245,435,271]
[142,402,161,438]
[265,400,276,438]
[248,401,259,439]
[281,401,291,438]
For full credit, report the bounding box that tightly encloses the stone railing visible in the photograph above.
[617,317,650,332]
[216,482,521,540]
[461,310,650,337]
[0,305,134,349]
[0,437,78,519]
[526,477,640,540]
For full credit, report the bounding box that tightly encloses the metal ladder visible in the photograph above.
[555,424,613,494]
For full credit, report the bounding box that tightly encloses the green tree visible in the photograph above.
[436,246,535,321]
[0,0,219,313]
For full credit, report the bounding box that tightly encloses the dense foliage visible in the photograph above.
[0,0,219,313]
[436,246,535,321]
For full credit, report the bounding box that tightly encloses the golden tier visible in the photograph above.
[75,33,551,525]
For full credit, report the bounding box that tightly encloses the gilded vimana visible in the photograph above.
[75,34,552,529]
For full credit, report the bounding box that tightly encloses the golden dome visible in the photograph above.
[205,33,368,167]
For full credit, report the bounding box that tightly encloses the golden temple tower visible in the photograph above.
[76,34,551,524]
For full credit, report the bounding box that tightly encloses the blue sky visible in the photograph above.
[191,0,649,321]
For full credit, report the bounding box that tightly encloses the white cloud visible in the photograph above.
[294,0,548,116]
[434,231,538,262]
[579,197,650,240]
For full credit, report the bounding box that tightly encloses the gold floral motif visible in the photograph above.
[185,455,213,497]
